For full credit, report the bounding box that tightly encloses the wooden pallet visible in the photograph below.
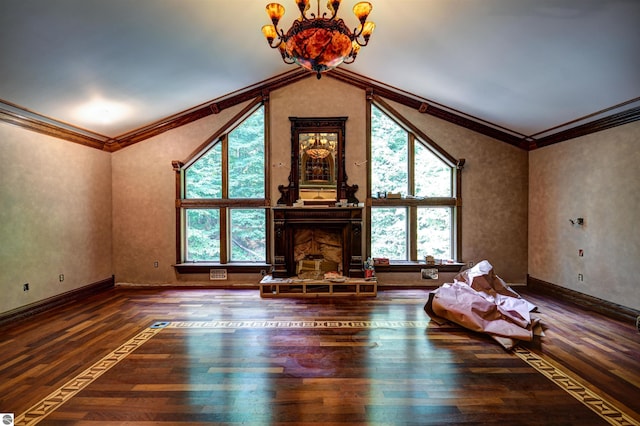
[259,275,377,298]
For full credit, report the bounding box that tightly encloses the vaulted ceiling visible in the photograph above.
[1,0,639,149]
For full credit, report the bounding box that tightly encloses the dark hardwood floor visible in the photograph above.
[0,286,638,425]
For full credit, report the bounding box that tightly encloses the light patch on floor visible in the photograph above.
[14,321,639,426]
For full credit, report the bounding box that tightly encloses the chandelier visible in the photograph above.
[261,0,375,78]
[300,133,337,159]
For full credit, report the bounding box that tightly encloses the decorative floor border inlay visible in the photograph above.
[13,327,163,426]
[166,320,432,329]
[514,347,638,426]
[13,321,639,426]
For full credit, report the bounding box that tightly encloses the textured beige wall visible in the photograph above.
[272,80,528,283]
[269,77,368,203]
[1,76,530,307]
[111,78,366,285]
[529,121,640,310]
[112,76,528,285]
[384,101,529,283]
[5,77,636,311]
[111,102,250,284]
[0,123,113,314]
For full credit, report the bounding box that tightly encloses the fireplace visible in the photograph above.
[294,228,342,278]
[272,207,363,278]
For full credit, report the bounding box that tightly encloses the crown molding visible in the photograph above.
[1,69,310,153]
[2,69,639,152]
[327,69,527,149]
[106,69,311,152]
[0,107,108,150]
[530,105,640,149]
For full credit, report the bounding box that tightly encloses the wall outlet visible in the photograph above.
[23,283,29,291]
[59,274,64,282]
[153,261,159,268]
[578,273,583,282]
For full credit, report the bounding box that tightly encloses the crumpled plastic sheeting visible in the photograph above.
[424,260,541,350]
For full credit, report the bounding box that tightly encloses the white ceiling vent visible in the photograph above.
[209,269,227,280]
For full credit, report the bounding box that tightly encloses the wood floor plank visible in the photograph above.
[0,287,638,425]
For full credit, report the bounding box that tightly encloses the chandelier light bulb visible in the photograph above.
[266,3,285,25]
[353,2,372,23]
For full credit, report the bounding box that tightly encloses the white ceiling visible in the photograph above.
[1,0,639,140]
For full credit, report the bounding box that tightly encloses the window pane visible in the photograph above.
[371,207,407,260]
[371,106,408,196]
[415,143,452,197]
[417,207,452,260]
[229,107,265,198]
[185,209,220,261]
[230,209,266,262]
[185,144,222,199]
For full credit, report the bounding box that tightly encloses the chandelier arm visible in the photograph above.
[281,55,296,64]
[267,38,283,49]
[278,41,295,63]
[342,55,356,64]
[353,24,367,39]
[327,0,341,19]
[352,29,371,47]
[353,37,370,47]
[265,25,289,49]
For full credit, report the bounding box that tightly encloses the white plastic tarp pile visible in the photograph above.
[424,260,543,350]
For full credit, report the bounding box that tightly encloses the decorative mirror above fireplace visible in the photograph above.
[299,131,337,202]
[277,116,359,206]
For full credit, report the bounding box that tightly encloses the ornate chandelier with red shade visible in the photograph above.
[261,0,375,79]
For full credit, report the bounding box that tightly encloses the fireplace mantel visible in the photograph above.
[272,206,363,278]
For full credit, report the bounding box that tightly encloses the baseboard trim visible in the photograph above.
[0,276,115,326]
[527,275,639,324]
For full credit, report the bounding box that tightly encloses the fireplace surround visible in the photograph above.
[272,206,363,278]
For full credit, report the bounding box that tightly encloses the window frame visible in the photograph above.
[367,96,464,264]
[173,98,271,272]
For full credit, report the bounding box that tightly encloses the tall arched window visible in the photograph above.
[369,101,463,262]
[175,102,268,265]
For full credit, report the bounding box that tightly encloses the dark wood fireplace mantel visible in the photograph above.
[272,206,363,278]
